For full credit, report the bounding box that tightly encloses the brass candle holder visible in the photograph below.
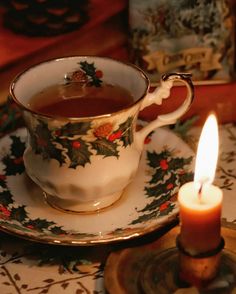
[138,236,236,293]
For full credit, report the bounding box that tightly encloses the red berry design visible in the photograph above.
[167,183,174,190]
[160,159,168,170]
[0,175,6,181]
[27,225,34,229]
[108,134,116,142]
[159,202,169,212]
[0,206,11,217]
[144,137,151,144]
[55,129,61,136]
[95,70,103,79]
[14,157,23,164]
[114,130,122,139]
[108,130,122,142]
[72,141,81,149]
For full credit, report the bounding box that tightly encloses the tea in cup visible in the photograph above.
[10,56,194,213]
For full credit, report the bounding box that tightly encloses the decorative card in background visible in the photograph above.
[129,0,235,84]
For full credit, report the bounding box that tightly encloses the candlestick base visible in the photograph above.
[176,236,225,288]
[139,247,236,294]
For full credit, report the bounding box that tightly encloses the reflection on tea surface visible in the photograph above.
[28,82,134,117]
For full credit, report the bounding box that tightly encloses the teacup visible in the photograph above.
[10,56,194,213]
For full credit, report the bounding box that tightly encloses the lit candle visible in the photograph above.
[178,114,223,255]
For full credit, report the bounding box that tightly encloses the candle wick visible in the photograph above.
[197,177,209,202]
[198,183,203,201]
[198,183,203,194]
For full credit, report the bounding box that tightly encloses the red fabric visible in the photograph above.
[139,82,236,125]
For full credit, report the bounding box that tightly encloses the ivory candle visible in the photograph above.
[178,114,223,255]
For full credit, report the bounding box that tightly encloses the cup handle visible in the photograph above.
[135,73,194,149]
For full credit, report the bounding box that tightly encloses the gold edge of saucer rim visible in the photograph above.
[0,212,178,246]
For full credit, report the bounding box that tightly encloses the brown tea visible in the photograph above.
[28,82,134,117]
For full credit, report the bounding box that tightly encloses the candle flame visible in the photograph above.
[194,114,219,186]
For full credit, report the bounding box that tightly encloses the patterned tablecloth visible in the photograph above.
[0,101,235,293]
[187,123,236,228]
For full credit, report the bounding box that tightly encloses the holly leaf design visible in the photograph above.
[168,156,193,171]
[59,138,92,168]
[130,148,193,225]
[2,155,25,176]
[44,143,65,166]
[91,138,119,158]
[130,210,158,225]
[10,135,25,158]
[10,206,28,222]
[31,121,66,165]
[130,201,175,225]
[79,61,102,87]
[79,61,96,76]
[0,99,24,137]
[30,121,51,154]
[149,168,167,184]
[147,150,172,168]
[60,121,91,137]
[140,191,172,212]
[0,133,25,176]
[25,218,55,231]
[118,117,134,147]
[145,173,178,198]
[35,120,51,141]
[50,226,67,235]
[0,176,7,189]
[0,191,13,206]
[145,183,167,198]
[159,203,175,216]
[179,170,194,186]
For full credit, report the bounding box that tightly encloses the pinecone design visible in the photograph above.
[71,70,88,83]
[94,123,113,138]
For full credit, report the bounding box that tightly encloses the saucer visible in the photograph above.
[0,127,194,245]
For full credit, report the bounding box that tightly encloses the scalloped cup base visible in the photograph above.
[43,190,123,214]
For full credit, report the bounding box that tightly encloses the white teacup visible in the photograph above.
[10,56,194,213]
